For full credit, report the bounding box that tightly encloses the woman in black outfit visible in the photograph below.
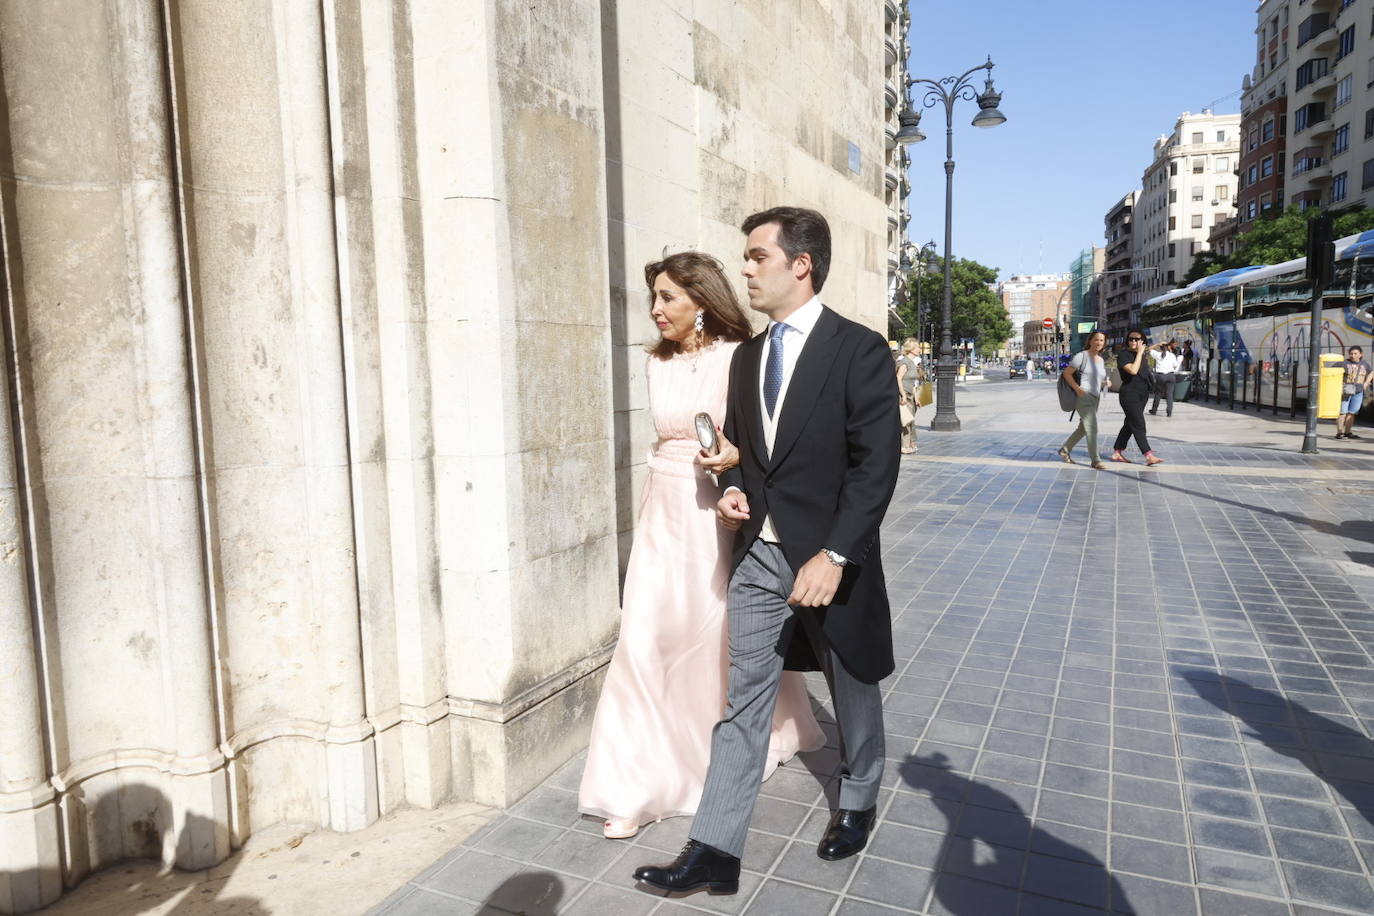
[1111,331,1165,466]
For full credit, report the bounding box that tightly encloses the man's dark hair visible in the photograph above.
[1351,346,1364,353]
[741,207,832,293]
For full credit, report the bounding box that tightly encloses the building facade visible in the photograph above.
[0,2,892,913]
[1132,111,1241,301]
[1282,0,1374,211]
[999,275,1070,355]
[885,0,912,289]
[1102,193,1136,339]
[1238,0,1291,228]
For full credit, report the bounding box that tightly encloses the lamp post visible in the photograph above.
[896,58,1006,432]
[912,240,937,358]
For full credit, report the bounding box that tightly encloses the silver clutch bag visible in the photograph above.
[694,412,719,484]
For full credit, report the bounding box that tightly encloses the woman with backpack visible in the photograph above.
[1057,330,1111,469]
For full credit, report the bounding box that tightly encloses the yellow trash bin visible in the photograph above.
[1318,353,1345,419]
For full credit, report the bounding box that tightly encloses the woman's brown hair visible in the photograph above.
[644,252,753,360]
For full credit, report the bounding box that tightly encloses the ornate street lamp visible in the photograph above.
[897,57,1006,431]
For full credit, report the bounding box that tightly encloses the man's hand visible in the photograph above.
[717,489,750,530]
[788,551,843,607]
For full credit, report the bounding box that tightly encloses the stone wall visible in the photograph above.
[0,1,885,912]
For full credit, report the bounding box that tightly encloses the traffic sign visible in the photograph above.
[1042,317,1054,328]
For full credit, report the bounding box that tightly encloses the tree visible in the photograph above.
[1185,205,1374,281]
[896,256,1012,357]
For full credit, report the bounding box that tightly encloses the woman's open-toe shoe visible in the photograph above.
[1110,451,1131,463]
[1056,448,1075,464]
[603,817,639,840]
[1145,453,1164,466]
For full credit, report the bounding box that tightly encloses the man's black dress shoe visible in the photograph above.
[817,806,876,860]
[633,840,740,895]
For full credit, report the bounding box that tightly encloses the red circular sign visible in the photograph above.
[1042,317,1054,328]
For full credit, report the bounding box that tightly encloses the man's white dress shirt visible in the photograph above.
[728,296,823,544]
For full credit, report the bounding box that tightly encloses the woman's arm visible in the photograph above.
[1060,364,1083,396]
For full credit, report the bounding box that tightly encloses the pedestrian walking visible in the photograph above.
[1149,339,1182,417]
[633,206,899,895]
[1111,330,1165,466]
[1335,345,1373,440]
[895,338,923,454]
[1057,330,1110,469]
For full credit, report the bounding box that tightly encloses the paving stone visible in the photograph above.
[1189,816,1273,858]
[1194,847,1286,898]
[847,857,935,911]
[1197,887,1291,915]
[744,878,837,915]
[1110,834,1194,884]
[1281,861,1374,912]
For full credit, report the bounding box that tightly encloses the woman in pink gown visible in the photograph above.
[579,252,825,839]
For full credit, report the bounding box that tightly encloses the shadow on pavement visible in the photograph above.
[478,871,564,915]
[899,753,1130,914]
[1181,670,1374,825]
[1133,473,1374,553]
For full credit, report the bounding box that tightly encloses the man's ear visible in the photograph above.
[791,252,812,282]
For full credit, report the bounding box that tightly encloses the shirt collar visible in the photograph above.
[768,296,823,337]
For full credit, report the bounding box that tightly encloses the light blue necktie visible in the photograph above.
[764,322,789,418]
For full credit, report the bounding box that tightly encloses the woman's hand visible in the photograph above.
[699,430,739,473]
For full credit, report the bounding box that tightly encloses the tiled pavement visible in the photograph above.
[373,388,1374,915]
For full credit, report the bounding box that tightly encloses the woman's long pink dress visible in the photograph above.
[578,340,825,828]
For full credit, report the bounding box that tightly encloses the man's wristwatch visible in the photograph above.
[822,549,848,568]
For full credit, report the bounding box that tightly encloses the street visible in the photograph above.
[369,383,1374,913]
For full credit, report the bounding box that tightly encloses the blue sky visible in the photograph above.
[903,0,1256,282]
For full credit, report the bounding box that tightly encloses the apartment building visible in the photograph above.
[1281,0,1374,211]
[999,274,1070,355]
[1238,0,1291,226]
[1132,111,1241,301]
[1102,193,1136,338]
[885,1,912,287]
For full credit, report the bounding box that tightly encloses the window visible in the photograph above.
[1192,157,1205,174]
[1190,214,1203,229]
[1337,74,1353,108]
[1260,192,1273,212]
[1214,213,1229,225]
[1368,56,1374,86]
[1338,25,1356,61]
[1192,186,1204,201]
[1191,131,1204,144]
[1262,119,1275,143]
[1168,243,1176,257]
[1295,101,1328,131]
[1298,14,1330,48]
[1169,161,1178,176]
[1248,128,1260,151]
[1168,216,1177,230]
[1216,185,1230,200]
[1248,164,1259,183]
[1335,123,1351,154]
[1215,156,1230,172]
[1217,130,1226,142]
[1246,200,1258,220]
[1261,155,1274,177]
[1294,150,1324,174]
[1363,157,1374,189]
[1333,172,1349,201]
[1366,109,1374,138]
[1296,57,1329,89]
[1169,188,1178,203]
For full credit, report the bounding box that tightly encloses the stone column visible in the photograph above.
[0,273,58,913]
[433,0,620,807]
[171,0,376,834]
[0,0,228,890]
